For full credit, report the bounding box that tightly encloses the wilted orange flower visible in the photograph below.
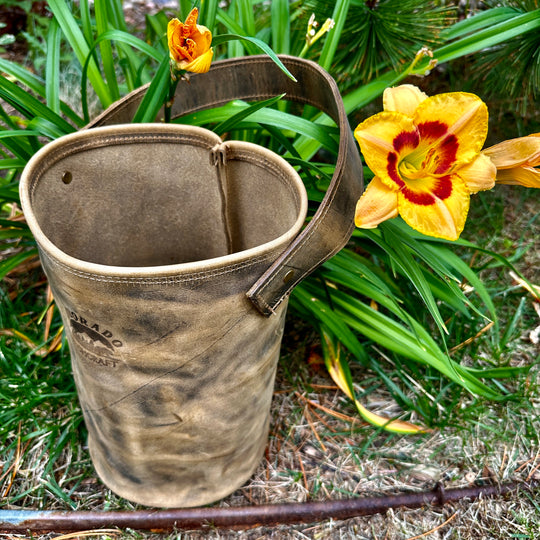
[354,84,496,240]
[167,8,213,74]
[483,133,540,188]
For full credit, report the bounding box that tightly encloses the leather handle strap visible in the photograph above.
[88,55,364,315]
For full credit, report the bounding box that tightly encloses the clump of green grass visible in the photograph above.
[0,274,87,509]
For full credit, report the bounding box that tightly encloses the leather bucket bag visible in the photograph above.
[19,55,363,508]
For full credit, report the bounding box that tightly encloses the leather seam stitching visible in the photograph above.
[43,252,276,284]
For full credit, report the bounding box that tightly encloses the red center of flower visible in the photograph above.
[417,120,448,140]
[401,176,453,205]
[386,121,459,204]
[393,130,419,153]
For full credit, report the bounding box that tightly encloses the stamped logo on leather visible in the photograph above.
[70,311,122,368]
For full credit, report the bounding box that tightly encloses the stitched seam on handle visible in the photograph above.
[169,57,339,118]
[256,194,356,309]
[254,59,349,269]
[252,110,353,303]
[205,58,352,294]
[250,217,356,315]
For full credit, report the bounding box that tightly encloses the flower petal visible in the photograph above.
[167,19,182,60]
[179,47,214,74]
[184,7,199,28]
[495,167,540,188]
[190,22,213,52]
[355,177,399,228]
[414,92,489,166]
[398,174,470,240]
[354,112,417,189]
[457,152,496,193]
[483,133,540,168]
[383,84,428,116]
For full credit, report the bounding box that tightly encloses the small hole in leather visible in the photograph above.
[62,171,72,184]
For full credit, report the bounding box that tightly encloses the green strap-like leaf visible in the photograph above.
[145,11,169,55]
[0,125,39,161]
[0,159,26,171]
[95,0,121,102]
[200,0,219,33]
[271,0,290,55]
[433,9,540,66]
[0,76,75,135]
[236,0,256,38]
[0,130,41,139]
[0,249,38,281]
[179,0,192,20]
[441,6,520,40]
[0,59,84,127]
[212,34,297,81]
[79,0,94,48]
[292,286,367,361]
[326,286,503,399]
[364,226,449,336]
[175,100,339,151]
[107,0,128,32]
[319,0,350,72]
[378,221,494,322]
[45,18,62,114]
[81,30,165,122]
[343,8,540,115]
[27,117,69,140]
[214,94,286,135]
[47,0,112,108]
[132,56,170,123]
[215,9,254,56]
[297,274,500,399]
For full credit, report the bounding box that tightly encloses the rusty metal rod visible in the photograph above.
[0,481,536,533]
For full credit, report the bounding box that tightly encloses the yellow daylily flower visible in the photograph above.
[483,133,540,188]
[167,8,213,74]
[354,84,496,240]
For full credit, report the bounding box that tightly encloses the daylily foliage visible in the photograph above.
[354,84,496,240]
[167,8,213,74]
[321,330,428,434]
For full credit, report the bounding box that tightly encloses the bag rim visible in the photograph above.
[20,124,308,279]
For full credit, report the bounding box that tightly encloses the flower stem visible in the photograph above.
[164,69,180,123]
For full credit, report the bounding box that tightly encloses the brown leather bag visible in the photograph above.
[20,55,363,507]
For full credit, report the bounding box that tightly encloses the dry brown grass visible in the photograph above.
[2,187,538,539]
[5,335,537,539]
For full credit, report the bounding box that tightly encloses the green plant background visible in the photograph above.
[0,0,538,518]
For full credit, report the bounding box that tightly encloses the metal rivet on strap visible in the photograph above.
[283,270,295,284]
[62,171,72,184]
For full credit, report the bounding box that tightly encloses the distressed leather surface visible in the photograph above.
[89,55,365,315]
[20,124,307,507]
[20,56,363,507]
